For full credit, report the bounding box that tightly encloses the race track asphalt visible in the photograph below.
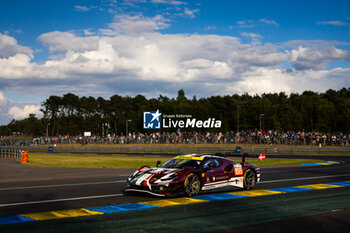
[0,154,350,231]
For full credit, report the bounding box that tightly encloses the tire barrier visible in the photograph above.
[0,147,28,164]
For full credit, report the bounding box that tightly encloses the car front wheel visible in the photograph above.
[183,173,201,196]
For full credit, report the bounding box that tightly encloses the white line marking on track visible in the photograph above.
[1,174,349,208]
[0,194,124,207]
[260,174,350,183]
[0,180,126,191]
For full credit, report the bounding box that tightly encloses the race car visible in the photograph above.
[123,153,260,197]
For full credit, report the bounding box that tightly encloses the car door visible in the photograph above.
[201,158,230,190]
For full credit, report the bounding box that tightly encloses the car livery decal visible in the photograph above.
[234,164,243,176]
[131,168,180,188]
[175,155,204,161]
[202,176,244,190]
[138,167,150,172]
[143,174,154,187]
[133,173,153,186]
[157,171,176,180]
[149,168,166,174]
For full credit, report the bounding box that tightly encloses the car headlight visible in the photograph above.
[151,177,158,182]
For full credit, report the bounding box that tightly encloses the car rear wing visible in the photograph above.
[214,152,266,163]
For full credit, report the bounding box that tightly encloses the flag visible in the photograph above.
[258,154,266,161]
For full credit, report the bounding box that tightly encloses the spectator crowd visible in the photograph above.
[2,130,349,147]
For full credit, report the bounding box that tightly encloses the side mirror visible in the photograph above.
[156,160,161,167]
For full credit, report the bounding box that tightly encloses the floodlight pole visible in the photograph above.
[259,114,264,131]
[259,114,264,144]
[126,120,131,140]
[46,123,51,138]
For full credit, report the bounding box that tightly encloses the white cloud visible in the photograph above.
[0,33,33,58]
[103,14,170,35]
[240,32,262,39]
[230,67,350,95]
[289,46,348,70]
[0,91,43,124]
[283,40,348,48]
[75,5,90,12]
[0,91,9,122]
[0,53,35,79]
[74,5,97,12]
[236,20,255,28]
[204,26,216,31]
[151,0,187,5]
[84,29,96,36]
[0,31,350,125]
[236,19,279,28]
[233,68,293,94]
[238,51,288,67]
[39,31,99,53]
[184,8,199,18]
[240,32,263,46]
[0,91,6,101]
[259,18,279,27]
[0,33,348,84]
[317,21,347,26]
[8,105,41,120]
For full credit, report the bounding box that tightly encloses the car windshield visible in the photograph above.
[161,159,202,169]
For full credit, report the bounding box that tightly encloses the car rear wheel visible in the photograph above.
[184,173,201,196]
[243,168,256,190]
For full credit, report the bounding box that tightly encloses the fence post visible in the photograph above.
[0,147,29,163]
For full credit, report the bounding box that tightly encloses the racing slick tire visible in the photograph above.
[183,173,201,196]
[243,168,257,190]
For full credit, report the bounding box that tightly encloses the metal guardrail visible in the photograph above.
[0,147,28,163]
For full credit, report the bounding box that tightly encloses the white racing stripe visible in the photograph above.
[0,180,126,191]
[260,173,350,184]
[0,194,124,207]
[135,174,149,186]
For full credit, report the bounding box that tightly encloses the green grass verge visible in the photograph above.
[245,158,325,167]
[27,153,170,169]
[26,153,325,169]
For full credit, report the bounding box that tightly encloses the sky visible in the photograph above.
[0,0,349,125]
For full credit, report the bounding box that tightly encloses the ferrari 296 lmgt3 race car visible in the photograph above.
[123,153,260,197]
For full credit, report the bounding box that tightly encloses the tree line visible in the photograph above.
[1,88,350,137]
